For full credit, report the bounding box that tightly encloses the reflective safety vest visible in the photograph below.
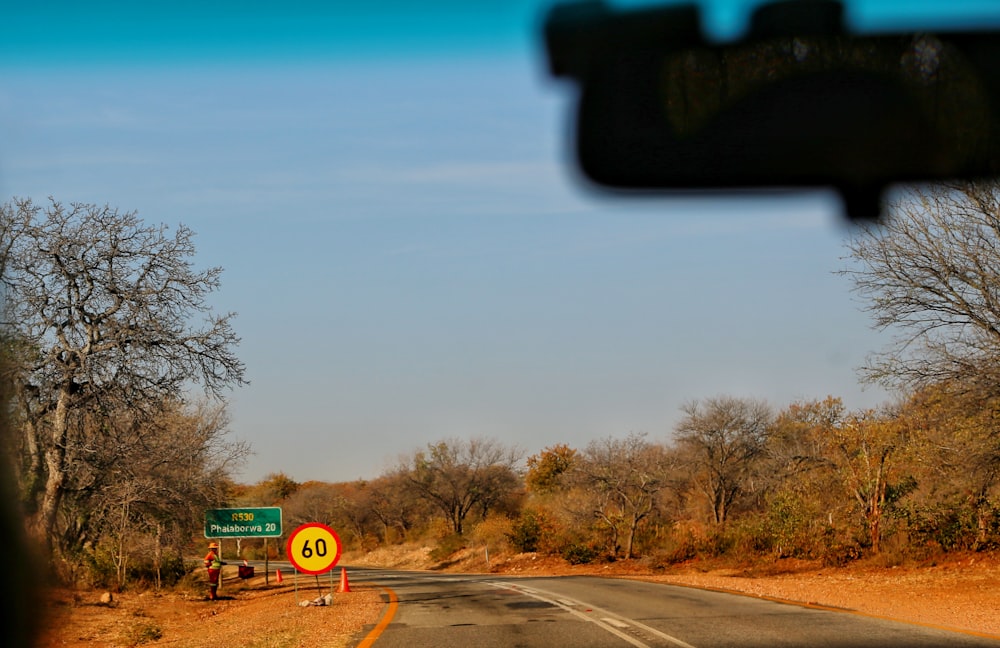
[205,551,222,569]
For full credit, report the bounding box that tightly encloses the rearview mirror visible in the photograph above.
[544,0,1000,219]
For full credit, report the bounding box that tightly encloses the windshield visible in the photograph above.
[5,2,1000,647]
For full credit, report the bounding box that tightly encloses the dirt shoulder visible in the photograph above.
[36,571,385,648]
[639,563,1000,638]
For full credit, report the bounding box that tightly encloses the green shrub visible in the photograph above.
[135,554,189,588]
[507,511,543,553]
[817,527,862,567]
[647,532,699,567]
[562,542,598,565]
[429,533,466,562]
[703,526,736,558]
[79,546,118,589]
[906,503,983,552]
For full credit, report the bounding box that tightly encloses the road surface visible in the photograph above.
[340,566,999,648]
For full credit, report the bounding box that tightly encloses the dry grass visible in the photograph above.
[37,570,384,648]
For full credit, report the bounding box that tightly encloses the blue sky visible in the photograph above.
[4,0,996,483]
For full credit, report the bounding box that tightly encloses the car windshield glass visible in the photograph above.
[5,2,1000,647]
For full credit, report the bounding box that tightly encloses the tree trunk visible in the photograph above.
[713,485,726,525]
[21,417,43,505]
[868,506,881,554]
[33,386,71,552]
[155,523,163,591]
[115,499,130,590]
[867,472,887,555]
[626,517,638,560]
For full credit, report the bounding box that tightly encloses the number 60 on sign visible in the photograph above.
[286,522,342,575]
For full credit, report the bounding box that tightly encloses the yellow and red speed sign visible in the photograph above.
[286,522,342,575]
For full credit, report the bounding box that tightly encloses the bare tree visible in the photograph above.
[366,473,425,543]
[0,198,247,551]
[674,396,773,525]
[843,182,1000,392]
[768,397,844,470]
[572,433,675,560]
[282,482,341,529]
[400,438,522,535]
[85,399,247,588]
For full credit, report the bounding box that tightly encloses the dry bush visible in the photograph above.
[471,514,513,554]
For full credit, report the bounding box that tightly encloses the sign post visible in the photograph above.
[286,522,343,604]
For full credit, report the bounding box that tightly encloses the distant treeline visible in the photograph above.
[233,386,1000,568]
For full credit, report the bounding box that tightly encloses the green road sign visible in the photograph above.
[205,507,282,538]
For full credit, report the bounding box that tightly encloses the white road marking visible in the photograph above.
[485,581,698,648]
[486,582,650,648]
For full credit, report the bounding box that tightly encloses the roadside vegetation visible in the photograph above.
[237,386,1000,571]
[0,198,248,592]
[6,183,1000,597]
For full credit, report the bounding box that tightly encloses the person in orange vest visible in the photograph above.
[204,542,226,600]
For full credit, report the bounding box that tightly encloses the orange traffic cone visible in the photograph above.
[276,569,283,584]
[338,567,351,593]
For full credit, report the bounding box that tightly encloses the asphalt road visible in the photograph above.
[340,566,1000,648]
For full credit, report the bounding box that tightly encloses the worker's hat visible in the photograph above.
[208,542,219,549]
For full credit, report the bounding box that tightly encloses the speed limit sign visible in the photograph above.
[286,522,342,575]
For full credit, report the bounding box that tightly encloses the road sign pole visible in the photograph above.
[218,539,223,595]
